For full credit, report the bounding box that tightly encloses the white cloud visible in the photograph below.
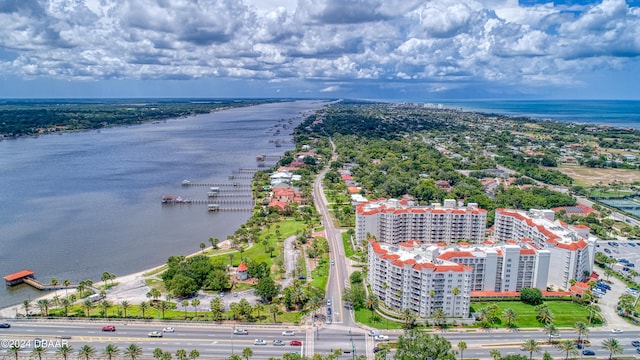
[0,0,638,98]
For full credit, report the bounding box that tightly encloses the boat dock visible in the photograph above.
[4,270,76,290]
[182,181,251,188]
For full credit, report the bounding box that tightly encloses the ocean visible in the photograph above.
[0,100,327,309]
[438,100,640,130]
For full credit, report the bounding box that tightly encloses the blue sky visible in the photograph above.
[0,0,638,100]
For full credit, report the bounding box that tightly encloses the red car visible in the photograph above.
[290,340,302,346]
[102,325,116,332]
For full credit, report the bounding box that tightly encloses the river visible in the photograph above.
[0,100,327,309]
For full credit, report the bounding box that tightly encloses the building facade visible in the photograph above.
[368,240,472,318]
[356,198,487,245]
[494,208,597,290]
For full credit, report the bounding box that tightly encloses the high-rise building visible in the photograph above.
[356,198,487,245]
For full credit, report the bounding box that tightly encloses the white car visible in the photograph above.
[549,333,561,338]
[148,331,163,338]
[254,339,267,345]
[163,327,175,333]
[374,335,389,341]
[233,328,248,335]
[612,328,624,334]
[282,330,295,336]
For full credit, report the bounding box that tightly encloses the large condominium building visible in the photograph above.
[368,240,472,318]
[494,208,597,290]
[356,198,487,245]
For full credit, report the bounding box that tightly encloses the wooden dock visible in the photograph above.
[4,269,76,290]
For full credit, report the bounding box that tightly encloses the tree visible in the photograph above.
[31,345,46,360]
[23,298,32,317]
[537,308,555,326]
[503,308,518,328]
[176,349,188,360]
[139,301,149,318]
[104,344,120,360]
[210,297,225,321]
[209,237,219,250]
[83,299,95,317]
[521,339,541,360]
[200,242,206,253]
[229,355,242,360]
[153,348,165,359]
[37,298,50,316]
[555,340,577,360]
[8,344,21,360]
[521,288,543,305]
[457,341,467,360]
[181,300,190,317]
[574,321,589,345]
[124,344,143,360]
[366,294,379,320]
[394,330,456,360]
[78,345,97,360]
[451,287,460,316]
[147,288,162,300]
[100,299,111,318]
[489,349,501,360]
[189,349,200,360]
[255,276,280,303]
[192,298,201,318]
[57,344,74,360]
[433,308,446,327]
[242,347,253,360]
[602,338,623,360]
[158,301,172,319]
[269,304,280,323]
[543,324,558,344]
[121,301,130,318]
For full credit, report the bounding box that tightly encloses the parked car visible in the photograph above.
[254,339,266,345]
[102,326,116,332]
[582,350,596,356]
[374,335,389,341]
[233,328,248,335]
[636,348,640,354]
[163,327,175,333]
[282,330,295,336]
[273,340,285,346]
[0,323,10,328]
[604,248,611,254]
[290,340,302,346]
[148,331,163,338]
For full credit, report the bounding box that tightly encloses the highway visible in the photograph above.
[3,322,640,359]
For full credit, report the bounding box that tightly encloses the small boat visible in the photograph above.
[182,180,191,186]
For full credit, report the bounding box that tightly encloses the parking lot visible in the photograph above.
[600,239,640,271]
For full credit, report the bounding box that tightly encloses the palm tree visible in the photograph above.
[83,299,95,317]
[432,308,446,328]
[210,298,224,321]
[31,345,46,360]
[100,299,111,318]
[574,321,589,345]
[189,349,200,360]
[200,242,206,253]
[521,339,541,360]
[242,347,253,360]
[63,279,71,297]
[208,237,218,250]
[401,308,416,329]
[50,277,58,293]
[451,287,460,316]
[253,302,265,320]
[8,344,21,360]
[457,341,467,360]
[61,298,71,317]
[269,304,280,322]
[181,300,190,317]
[365,294,379,320]
[153,348,165,359]
[78,344,97,360]
[229,355,242,360]
[602,338,623,360]
[489,349,501,360]
[147,288,161,301]
[176,349,188,360]
[158,301,172,319]
[57,344,74,360]
[37,299,50,316]
[192,298,200,319]
[543,323,558,344]
[537,308,554,326]
[501,308,517,328]
[124,344,143,360]
[139,301,149,318]
[104,344,120,360]
[556,340,577,360]
[120,300,130,318]
[23,298,32,317]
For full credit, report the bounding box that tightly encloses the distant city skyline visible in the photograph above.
[0,0,638,100]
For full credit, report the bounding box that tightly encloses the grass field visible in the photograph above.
[471,300,592,328]
[555,165,640,186]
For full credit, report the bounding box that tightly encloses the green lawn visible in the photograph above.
[310,256,329,291]
[355,308,404,330]
[471,300,593,328]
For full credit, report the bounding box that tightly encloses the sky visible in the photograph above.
[0,0,639,100]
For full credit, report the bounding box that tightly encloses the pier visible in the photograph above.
[182,182,251,188]
[4,270,76,290]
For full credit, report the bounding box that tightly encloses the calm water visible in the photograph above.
[439,100,640,130]
[0,101,327,309]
